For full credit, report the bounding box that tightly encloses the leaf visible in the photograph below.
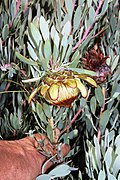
[104,147,113,168]
[43,103,52,118]
[2,24,9,40]
[98,170,106,180]
[68,68,97,76]
[47,124,54,142]
[48,164,77,178]
[51,25,60,49]
[10,114,18,130]
[100,110,110,134]
[16,52,37,66]
[62,21,71,36]
[29,23,42,46]
[68,129,78,139]
[113,155,120,176]
[36,102,47,124]
[80,98,86,108]
[56,0,61,25]
[22,77,41,83]
[44,39,51,62]
[115,135,120,147]
[39,43,48,70]
[108,173,116,180]
[73,5,81,33]
[89,6,95,24]
[61,35,68,48]
[111,55,119,72]
[94,136,101,169]
[27,42,38,61]
[95,86,104,107]
[96,0,108,19]
[90,96,96,115]
[80,30,93,50]
[40,16,49,41]
[36,174,51,180]
[69,50,80,68]
[65,0,73,19]
[53,44,58,63]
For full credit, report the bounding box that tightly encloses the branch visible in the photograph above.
[72,0,104,51]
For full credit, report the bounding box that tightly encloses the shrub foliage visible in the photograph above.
[0,0,119,179]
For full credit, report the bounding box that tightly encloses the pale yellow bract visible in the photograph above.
[38,70,97,108]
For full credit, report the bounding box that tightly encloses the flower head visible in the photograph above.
[39,70,97,107]
[81,44,111,84]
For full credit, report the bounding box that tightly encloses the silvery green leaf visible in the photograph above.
[115,135,120,147]
[64,45,72,63]
[90,96,96,115]
[87,0,92,7]
[62,21,71,36]
[80,98,86,108]
[108,173,116,180]
[89,6,95,24]
[36,174,51,180]
[80,30,93,50]
[29,23,42,46]
[16,52,37,66]
[96,0,108,19]
[2,24,9,40]
[111,55,119,72]
[78,170,82,180]
[68,68,97,76]
[68,129,78,139]
[94,136,101,169]
[100,110,110,134]
[28,33,35,48]
[73,5,81,33]
[61,46,67,62]
[48,164,77,178]
[104,147,113,168]
[53,44,58,63]
[40,16,49,41]
[39,43,48,70]
[36,101,47,124]
[47,124,53,142]
[65,0,73,19]
[104,129,110,149]
[27,42,38,61]
[95,86,104,107]
[116,145,120,156]
[111,85,120,100]
[56,0,61,25]
[44,39,51,62]
[10,1,15,20]
[61,35,68,48]
[51,25,60,49]
[43,103,52,118]
[69,50,80,68]
[112,155,120,176]
[98,170,106,180]
[10,113,19,130]
[22,77,41,83]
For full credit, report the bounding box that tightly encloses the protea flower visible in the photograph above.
[81,44,111,84]
[35,70,97,108]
